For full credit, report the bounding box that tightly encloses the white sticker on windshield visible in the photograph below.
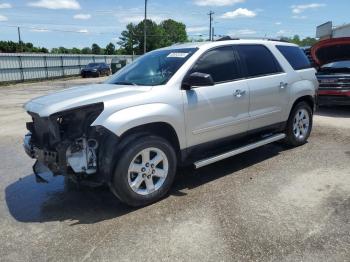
[167,52,189,58]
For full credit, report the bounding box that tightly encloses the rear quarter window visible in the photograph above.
[276,45,311,70]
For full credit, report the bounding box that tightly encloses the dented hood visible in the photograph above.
[311,37,350,66]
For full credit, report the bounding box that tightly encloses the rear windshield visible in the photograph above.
[276,45,311,70]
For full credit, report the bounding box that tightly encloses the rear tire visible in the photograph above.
[111,135,177,207]
[284,101,313,146]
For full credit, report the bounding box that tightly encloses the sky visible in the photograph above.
[0,0,349,49]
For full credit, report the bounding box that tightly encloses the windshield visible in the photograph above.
[106,48,197,86]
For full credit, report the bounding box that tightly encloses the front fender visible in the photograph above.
[93,103,187,149]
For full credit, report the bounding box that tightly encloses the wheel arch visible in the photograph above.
[290,95,315,113]
[120,122,182,160]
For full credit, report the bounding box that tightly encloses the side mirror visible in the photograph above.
[182,72,215,90]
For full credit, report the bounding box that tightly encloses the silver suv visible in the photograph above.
[23,39,318,206]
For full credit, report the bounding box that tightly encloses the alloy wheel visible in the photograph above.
[127,147,169,195]
[293,109,310,141]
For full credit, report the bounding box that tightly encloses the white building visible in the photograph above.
[316,21,350,40]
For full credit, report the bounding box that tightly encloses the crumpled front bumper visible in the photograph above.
[23,133,58,183]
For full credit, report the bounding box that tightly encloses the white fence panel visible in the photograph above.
[0,53,135,83]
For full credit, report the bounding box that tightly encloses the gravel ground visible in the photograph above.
[0,77,349,262]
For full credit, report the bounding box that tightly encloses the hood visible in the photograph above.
[25,84,152,117]
[311,37,350,66]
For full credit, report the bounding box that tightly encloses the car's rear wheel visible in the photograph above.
[284,101,313,146]
[111,135,177,207]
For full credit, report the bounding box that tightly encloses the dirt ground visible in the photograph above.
[0,77,349,262]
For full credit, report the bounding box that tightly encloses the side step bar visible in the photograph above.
[194,133,286,169]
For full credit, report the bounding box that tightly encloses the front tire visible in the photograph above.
[111,135,177,207]
[284,101,313,146]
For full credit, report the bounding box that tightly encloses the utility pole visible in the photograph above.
[17,26,22,52]
[208,11,214,41]
[212,27,215,41]
[144,0,148,54]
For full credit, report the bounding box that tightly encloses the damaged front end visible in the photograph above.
[23,103,106,185]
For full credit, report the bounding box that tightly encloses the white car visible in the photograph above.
[24,39,318,206]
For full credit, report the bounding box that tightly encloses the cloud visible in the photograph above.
[0,3,11,8]
[28,0,80,10]
[292,15,307,19]
[187,26,208,33]
[30,28,51,32]
[73,13,91,20]
[276,30,286,35]
[77,29,88,33]
[229,29,257,35]
[275,22,282,25]
[291,3,326,14]
[194,0,244,6]
[220,8,256,19]
[0,14,8,21]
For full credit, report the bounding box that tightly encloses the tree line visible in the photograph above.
[0,18,317,54]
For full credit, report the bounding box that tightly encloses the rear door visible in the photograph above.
[183,45,250,147]
[236,44,289,130]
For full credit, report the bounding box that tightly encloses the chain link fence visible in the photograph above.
[0,53,136,83]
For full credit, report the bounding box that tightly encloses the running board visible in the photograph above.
[194,133,286,169]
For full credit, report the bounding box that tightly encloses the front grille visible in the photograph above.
[317,76,350,90]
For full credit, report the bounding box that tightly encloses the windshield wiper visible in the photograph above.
[113,81,137,86]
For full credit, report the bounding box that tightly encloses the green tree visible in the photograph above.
[118,19,188,55]
[56,46,69,54]
[118,23,138,55]
[105,42,115,55]
[91,43,101,54]
[279,35,318,47]
[160,19,187,46]
[71,47,81,54]
[81,47,92,54]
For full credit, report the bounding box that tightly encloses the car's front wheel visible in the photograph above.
[284,101,313,146]
[111,135,177,207]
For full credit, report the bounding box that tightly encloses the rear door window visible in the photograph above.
[236,45,283,78]
[276,45,311,70]
[190,46,242,83]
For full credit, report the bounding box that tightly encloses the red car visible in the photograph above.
[311,37,350,106]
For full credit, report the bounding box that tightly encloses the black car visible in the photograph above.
[81,62,111,78]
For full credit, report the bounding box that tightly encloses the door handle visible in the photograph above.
[280,82,288,89]
[234,89,246,98]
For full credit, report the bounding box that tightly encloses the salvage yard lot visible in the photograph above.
[0,77,349,262]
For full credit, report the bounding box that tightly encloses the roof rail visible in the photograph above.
[215,36,291,43]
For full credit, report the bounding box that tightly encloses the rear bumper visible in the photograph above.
[81,71,99,77]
